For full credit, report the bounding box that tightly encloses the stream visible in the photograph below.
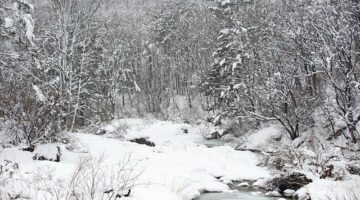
[198,184,282,200]
[199,192,279,200]
[200,139,281,200]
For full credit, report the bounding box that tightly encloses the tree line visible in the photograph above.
[203,0,360,142]
[0,0,359,145]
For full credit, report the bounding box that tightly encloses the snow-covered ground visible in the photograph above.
[2,118,359,200]
[0,119,270,200]
[295,178,360,200]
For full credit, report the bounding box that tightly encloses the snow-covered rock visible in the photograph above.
[222,179,233,184]
[237,182,249,187]
[33,144,61,162]
[266,172,312,194]
[283,189,295,197]
[265,191,282,197]
[252,178,269,189]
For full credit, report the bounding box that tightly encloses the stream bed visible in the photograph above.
[198,182,285,200]
[199,191,280,200]
[199,140,283,200]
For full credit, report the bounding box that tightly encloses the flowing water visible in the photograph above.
[200,140,282,200]
[199,191,279,200]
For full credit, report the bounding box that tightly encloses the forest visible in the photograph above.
[0,0,359,200]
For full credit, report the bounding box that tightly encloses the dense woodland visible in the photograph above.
[0,0,359,146]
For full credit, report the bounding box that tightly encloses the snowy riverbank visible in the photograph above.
[1,118,359,200]
[0,119,270,200]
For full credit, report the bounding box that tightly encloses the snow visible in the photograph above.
[4,17,13,28]
[220,0,231,7]
[13,0,36,46]
[252,178,269,188]
[33,144,60,160]
[233,82,245,89]
[295,178,360,200]
[283,189,295,197]
[220,58,226,66]
[237,182,249,187]
[241,125,282,149]
[220,28,230,35]
[2,119,359,200]
[32,85,46,102]
[265,191,282,197]
[0,148,34,164]
[232,62,239,71]
[220,91,226,98]
[0,119,270,200]
[134,81,141,92]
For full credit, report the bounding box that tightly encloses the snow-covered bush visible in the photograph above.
[0,120,19,146]
[264,129,350,181]
[0,160,20,199]
[106,121,129,136]
[1,155,140,200]
[0,85,63,146]
[50,156,139,200]
[0,0,65,146]
[294,178,360,200]
[170,177,200,200]
[198,123,212,138]
[0,160,19,186]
